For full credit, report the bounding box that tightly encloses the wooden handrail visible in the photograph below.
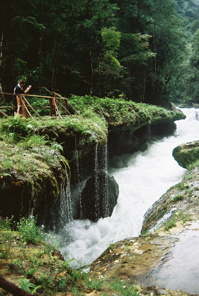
[0,92,67,100]
[0,106,50,109]
[0,90,77,117]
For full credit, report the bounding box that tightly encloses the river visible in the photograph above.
[57,108,199,270]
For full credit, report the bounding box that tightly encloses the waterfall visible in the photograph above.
[74,136,82,217]
[94,143,100,218]
[59,176,73,227]
[102,144,109,216]
[58,108,199,269]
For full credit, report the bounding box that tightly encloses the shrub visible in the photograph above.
[0,216,12,230]
[17,215,39,244]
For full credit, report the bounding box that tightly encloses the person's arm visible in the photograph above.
[24,85,32,94]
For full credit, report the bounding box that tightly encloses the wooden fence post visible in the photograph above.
[49,97,59,116]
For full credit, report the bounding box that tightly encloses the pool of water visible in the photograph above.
[141,221,199,294]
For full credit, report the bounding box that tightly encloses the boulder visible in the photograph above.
[76,170,119,222]
[173,140,199,168]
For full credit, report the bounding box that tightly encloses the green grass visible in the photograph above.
[109,279,140,296]
[172,194,184,202]
[69,95,185,126]
[164,212,191,231]
[164,218,177,231]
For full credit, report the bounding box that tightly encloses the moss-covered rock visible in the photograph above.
[0,141,70,220]
[0,98,186,222]
[173,140,199,169]
[69,95,185,127]
[141,166,199,234]
[76,170,119,222]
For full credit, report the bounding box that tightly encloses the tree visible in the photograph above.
[134,0,186,105]
[167,0,199,105]
[93,27,122,96]
[0,0,198,106]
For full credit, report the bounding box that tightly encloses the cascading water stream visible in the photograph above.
[58,108,199,269]
[94,143,100,218]
[102,143,110,216]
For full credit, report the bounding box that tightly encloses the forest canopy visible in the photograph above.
[1,0,199,107]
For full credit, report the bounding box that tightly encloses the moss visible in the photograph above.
[173,141,199,169]
[0,141,70,219]
[69,95,185,127]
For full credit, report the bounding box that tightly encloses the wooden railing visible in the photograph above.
[0,91,76,118]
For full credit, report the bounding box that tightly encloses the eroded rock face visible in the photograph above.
[76,170,119,222]
[108,121,177,157]
[142,167,199,234]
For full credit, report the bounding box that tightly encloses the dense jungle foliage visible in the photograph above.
[0,0,199,107]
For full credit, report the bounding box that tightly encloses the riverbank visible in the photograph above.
[1,172,199,296]
[86,116,199,295]
[88,150,199,295]
[1,160,198,295]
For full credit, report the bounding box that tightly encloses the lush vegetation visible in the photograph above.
[1,0,199,107]
[0,98,184,225]
[0,97,184,180]
[0,1,198,293]
[0,215,142,295]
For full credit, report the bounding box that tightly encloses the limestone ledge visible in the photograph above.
[0,105,185,220]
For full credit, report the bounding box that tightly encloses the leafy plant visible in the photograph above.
[19,134,49,147]
[50,141,64,153]
[17,215,40,244]
[0,216,12,230]
[1,115,32,142]
[56,278,67,291]
[18,278,41,294]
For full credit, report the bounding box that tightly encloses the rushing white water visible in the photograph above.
[59,108,199,269]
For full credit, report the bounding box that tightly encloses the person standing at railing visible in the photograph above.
[13,79,32,117]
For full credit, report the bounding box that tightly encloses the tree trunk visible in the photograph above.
[0,23,4,93]
[0,276,33,296]
[89,50,93,95]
